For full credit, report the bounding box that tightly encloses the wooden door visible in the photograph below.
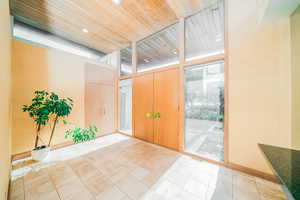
[133,73,154,142]
[85,63,116,136]
[85,84,115,135]
[154,69,179,150]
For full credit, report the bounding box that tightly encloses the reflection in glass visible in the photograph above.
[185,0,224,61]
[120,46,133,76]
[184,60,224,161]
[119,79,132,134]
[137,23,179,72]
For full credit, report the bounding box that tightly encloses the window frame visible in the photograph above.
[136,22,180,73]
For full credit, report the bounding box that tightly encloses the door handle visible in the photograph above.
[146,112,154,118]
[154,112,161,119]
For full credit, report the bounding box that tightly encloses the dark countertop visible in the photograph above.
[259,144,300,200]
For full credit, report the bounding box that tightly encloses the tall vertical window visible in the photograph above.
[137,23,179,72]
[185,0,224,61]
[120,45,133,76]
[184,60,224,161]
[119,79,132,134]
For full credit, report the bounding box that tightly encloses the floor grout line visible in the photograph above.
[254,178,264,200]
[231,174,234,200]
[22,177,25,200]
[67,161,96,200]
[47,169,63,200]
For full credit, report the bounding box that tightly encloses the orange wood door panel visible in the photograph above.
[85,64,116,136]
[133,73,154,143]
[85,84,115,136]
[154,68,179,150]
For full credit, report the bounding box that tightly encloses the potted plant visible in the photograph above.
[22,90,73,161]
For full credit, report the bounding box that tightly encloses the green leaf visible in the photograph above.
[65,125,98,143]
[23,90,75,146]
[67,97,74,102]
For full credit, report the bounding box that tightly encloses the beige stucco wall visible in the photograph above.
[291,5,300,150]
[11,40,86,155]
[228,0,292,173]
[0,0,11,199]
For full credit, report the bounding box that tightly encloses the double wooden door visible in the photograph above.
[133,68,179,150]
[85,63,116,136]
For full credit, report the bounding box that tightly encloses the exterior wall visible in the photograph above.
[0,0,12,198]
[291,5,300,150]
[228,0,292,173]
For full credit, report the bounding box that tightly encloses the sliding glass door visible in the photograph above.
[184,60,225,161]
[119,79,132,135]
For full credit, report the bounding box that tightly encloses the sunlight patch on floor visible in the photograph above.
[11,134,130,180]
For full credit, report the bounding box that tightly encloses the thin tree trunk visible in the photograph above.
[48,115,58,147]
[34,124,41,149]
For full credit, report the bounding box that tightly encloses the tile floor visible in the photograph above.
[9,134,287,200]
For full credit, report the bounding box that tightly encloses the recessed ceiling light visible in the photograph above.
[82,28,89,33]
[173,49,178,55]
[112,0,122,4]
[144,59,150,63]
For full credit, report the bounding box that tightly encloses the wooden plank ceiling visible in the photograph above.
[10,0,211,53]
[121,0,224,71]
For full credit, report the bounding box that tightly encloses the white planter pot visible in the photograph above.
[31,147,50,161]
